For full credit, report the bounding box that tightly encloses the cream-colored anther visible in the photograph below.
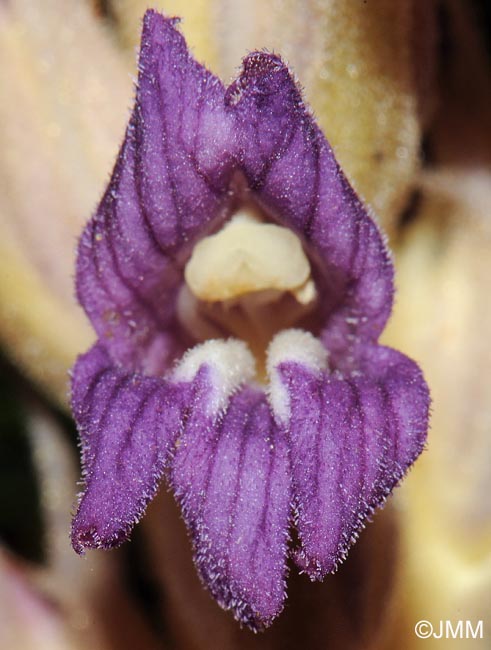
[184,211,316,304]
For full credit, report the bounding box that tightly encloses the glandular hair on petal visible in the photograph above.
[172,339,256,415]
[266,329,328,424]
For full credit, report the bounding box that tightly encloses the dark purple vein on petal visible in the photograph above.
[88,375,134,468]
[115,384,163,466]
[248,414,278,574]
[301,131,322,241]
[224,401,255,576]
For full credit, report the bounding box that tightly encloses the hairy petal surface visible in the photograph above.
[272,344,429,578]
[67,11,431,632]
[228,53,394,348]
[76,12,235,372]
[171,360,291,629]
[71,344,185,553]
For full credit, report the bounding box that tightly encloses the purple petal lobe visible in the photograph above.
[69,11,431,631]
[230,52,394,346]
[274,343,429,578]
[76,11,235,372]
[71,344,185,553]
[170,357,291,630]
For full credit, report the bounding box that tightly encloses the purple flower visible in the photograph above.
[71,10,429,630]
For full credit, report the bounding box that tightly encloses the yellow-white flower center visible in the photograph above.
[184,210,316,304]
[179,208,318,379]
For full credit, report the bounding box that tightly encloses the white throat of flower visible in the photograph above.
[178,208,319,378]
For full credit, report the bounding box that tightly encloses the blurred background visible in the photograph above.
[0,1,490,648]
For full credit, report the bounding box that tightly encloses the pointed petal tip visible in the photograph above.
[194,556,285,631]
[142,8,180,32]
[240,50,285,76]
[139,10,184,61]
[291,462,419,581]
[71,519,131,555]
[225,50,293,109]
